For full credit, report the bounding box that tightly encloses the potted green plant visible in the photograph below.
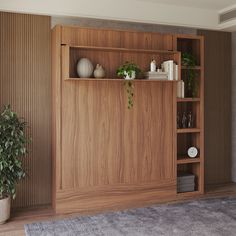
[0,105,29,224]
[116,61,141,80]
[181,52,198,97]
[117,62,141,109]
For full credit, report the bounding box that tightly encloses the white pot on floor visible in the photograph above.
[0,196,11,224]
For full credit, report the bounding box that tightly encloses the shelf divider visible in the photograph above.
[177,157,201,164]
[177,98,200,102]
[177,128,201,134]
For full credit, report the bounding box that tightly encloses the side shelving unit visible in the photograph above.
[174,35,204,196]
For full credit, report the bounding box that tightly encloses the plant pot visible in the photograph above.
[124,71,136,80]
[0,196,11,224]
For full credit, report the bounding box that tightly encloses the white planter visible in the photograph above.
[0,196,10,224]
[124,71,136,80]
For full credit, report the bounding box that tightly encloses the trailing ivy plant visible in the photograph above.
[0,105,29,200]
[181,52,198,97]
[117,62,141,109]
[124,80,134,109]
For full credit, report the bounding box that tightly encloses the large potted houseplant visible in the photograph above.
[117,62,141,109]
[0,105,29,224]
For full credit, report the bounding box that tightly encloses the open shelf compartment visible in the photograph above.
[177,133,200,159]
[177,101,200,130]
[61,45,181,80]
[177,163,201,193]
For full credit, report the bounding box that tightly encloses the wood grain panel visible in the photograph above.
[62,26,122,47]
[61,26,173,51]
[56,180,176,214]
[197,30,231,185]
[0,12,51,208]
[60,81,175,190]
[52,25,62,210]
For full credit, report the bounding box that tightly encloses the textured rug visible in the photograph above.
[25,197,236,236]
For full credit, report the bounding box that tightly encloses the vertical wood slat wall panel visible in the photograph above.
[0,12,51,208]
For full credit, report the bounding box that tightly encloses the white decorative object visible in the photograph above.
[150,59,157,72]
[0,196,10,224]
[162,60,174,80]
[124,71,136,80]
[77,58,94,78]
[177,80,185,98]
[173,63,178,80]
[187,147,198,158]
[94,64,105,78]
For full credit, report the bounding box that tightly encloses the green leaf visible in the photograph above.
[0,105,30,199]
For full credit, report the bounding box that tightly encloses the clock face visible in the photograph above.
[187,147,198,158]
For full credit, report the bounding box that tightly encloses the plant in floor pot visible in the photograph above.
[117,62,141,109]
[0,105,29,224]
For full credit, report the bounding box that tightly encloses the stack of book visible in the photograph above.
[177,172,195,193]
[161,60,178,80]
[144,71,168,80]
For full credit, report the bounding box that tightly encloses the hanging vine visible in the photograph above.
[124,80,134,109]
[116,61,141,109]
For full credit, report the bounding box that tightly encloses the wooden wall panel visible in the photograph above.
[197,30,231,185]
[61,26,173,51]
[0,12,51,208]
[60,80,175,189]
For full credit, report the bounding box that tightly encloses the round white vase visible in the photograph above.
[0,196,10,224]
[77,58,94,78]
[124,71,136,80]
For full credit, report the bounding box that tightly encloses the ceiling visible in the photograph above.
[0,0,236,31]
[143,0,236,10]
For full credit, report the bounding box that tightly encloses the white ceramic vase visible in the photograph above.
[77,58,94,78]
[94,64,105,78]
[0,196,10,224]
[124,71,136,80]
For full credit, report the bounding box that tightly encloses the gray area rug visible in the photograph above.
[25,197,236,236]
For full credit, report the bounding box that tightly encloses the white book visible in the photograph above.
[162,60,174,80]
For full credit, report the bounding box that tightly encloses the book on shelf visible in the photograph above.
[177,172,196,193]
[144,71,168,80]
[161,60,178,80]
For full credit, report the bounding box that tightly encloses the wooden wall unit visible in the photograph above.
[0,12,51,208]
[52,26,204,213]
